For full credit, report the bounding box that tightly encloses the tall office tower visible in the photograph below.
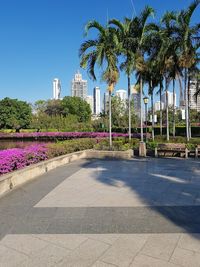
[53,78,61,100]
[93,87,101,115]
[71,70,87,99]
[103,92,109,114]
[116,89,127,101]
[131,85,141,116]
[154,101,164,112]
[161,91,176,108]
[85,95,94,114]
[189,77,200,112]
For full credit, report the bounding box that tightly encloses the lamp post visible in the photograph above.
[143,96,149,142]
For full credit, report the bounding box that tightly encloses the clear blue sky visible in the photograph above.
[0,0,199,104]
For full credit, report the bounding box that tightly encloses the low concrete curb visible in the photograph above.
[0,149,133,197]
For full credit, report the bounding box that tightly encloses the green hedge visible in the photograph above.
[47,138,96,158]
[153,127,200,137]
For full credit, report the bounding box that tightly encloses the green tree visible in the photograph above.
[0,97,32,131]
[176,0,200,140]
[61,96,91,122]
[79,21,119,148]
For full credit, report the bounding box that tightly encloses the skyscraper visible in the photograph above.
[189,77,200,112]
[161,91,176,108]
[85,95,94,114]
[53,78,61,100]
[131,85,141,116]
[103,92,109,114]
[71,71,87,99]
[93,87,101,115]
[116,89,127,101]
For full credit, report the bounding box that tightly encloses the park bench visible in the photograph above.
[155,143,189,158]
[194,145,200,158]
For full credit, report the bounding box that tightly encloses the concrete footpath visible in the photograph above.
[0,158,200,266]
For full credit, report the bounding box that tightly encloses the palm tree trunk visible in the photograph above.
[177,73,184,107]
[165,78,169,141]
[188,75,192,138]
[172,79,176,138]
[109,90,112,149]
[128,75,131,141]
[159,81,163,137]
[184,68,189,141]
[140,77,144,142]
[151,92,155,141]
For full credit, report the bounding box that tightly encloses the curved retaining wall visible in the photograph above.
[0,149,132,197]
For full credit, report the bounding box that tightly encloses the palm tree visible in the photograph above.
[79,21,119,148]
[176,0,200,141]
[109,18,135,141]
[132,6,155,142]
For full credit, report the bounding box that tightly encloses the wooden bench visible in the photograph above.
[195,145,200,158]
[155,143,189,158]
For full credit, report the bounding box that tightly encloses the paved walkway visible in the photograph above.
[0,158,200,266]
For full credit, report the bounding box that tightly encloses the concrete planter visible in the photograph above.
[0,149,133,197]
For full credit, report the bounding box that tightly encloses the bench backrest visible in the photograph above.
[158,143,186,149]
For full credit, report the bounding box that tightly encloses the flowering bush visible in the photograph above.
[0,144,47,175]
[0,131,143,140]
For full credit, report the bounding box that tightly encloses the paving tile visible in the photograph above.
[86,234,120,245]
[130,254,179,267]
[100,235,148,267]
[92,260,118,267]
[1,234,49,255]
[57,238,110,267]
[170,247,200,267]
[0,244,29,267]
[34,234,88,250]
[177,234,200,253]
[140,234,180,261]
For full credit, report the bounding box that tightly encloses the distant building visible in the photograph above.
[189,77,200,112]
[53,78,61,100]
[161,91,176,108]
[71,70,87,99]
[116,89,127,101]
[131,85,141,116]
[93,87,101,115]
[154,101,164,112]
[103,92,109,114]
[85,95,94,114]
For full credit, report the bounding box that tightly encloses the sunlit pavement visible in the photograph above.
[0,158,200,266]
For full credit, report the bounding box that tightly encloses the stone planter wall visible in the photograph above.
[0,149,133,197]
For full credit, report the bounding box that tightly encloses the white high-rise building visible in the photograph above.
[53,78,61,100]
[161,91,176,108]
[131,85,141,116]
[154,101,164,112]
[86,95,94,114]
[93,87,101,115]
[189,78,200,112]
[71,71,87,99]
[116,89,127,101]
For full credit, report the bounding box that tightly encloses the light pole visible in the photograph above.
[143,96,149,142]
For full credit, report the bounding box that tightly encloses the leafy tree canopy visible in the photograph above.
[0,97,32,131]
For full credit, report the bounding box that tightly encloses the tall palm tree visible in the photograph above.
[109,18,135,141]
[79,21,119,148]
[132,6,155,142]
[176,0,200,141]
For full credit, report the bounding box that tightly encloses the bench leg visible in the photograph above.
[185,148,188,159]
[155,148,158,158]
[195,148,198,158]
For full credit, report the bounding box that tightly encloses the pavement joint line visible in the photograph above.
[0,241,32,259]
[87,239,113,267]
[128,234,149,266]
[168,234,182,263]
[99,260,119,267]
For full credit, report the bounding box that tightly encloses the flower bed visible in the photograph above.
[0,132,144,140]
[0,138,96,175]
[0,144,47,175]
